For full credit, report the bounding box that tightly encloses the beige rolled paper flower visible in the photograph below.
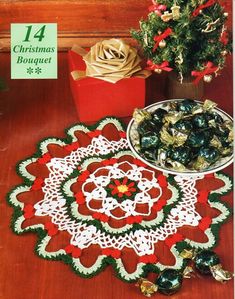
[71,39,150,83]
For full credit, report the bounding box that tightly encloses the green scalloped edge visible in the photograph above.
[7,173,232,282]
[174,172,233,256]
[14,117,127,184]
[6,117,233,283]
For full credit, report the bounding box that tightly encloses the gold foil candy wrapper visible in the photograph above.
[160,127,187,147]
[160,126,188,146]
[164,112,184,124]
[158,148,168,166]
[192,156,210,171]
[167,101,178,111]
[223,120,233,131]
[174,135,188,147]
[223,121,233,142]
[210,135,222,149]
[183,266,195,279]
[208,119,217,128]
[203,99,217,111]
[210,264,234,283]
[192,105,204,115]
[160,127,175,145]
[135,278,158,297]
[166,158,186,171]
[133,108,152,124]
[221,147,233,156]
[227,130,233,143]
[180,249,197,260]
[170,129,188,146]
[135,99,232,173]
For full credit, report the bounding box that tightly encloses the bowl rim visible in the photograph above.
[126,99,234,177]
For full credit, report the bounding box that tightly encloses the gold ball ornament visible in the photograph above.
[159,40,166,48]
[223,12,229,17]
[221,50,228,56]
[203,74,213,83]
[154,69,162,74]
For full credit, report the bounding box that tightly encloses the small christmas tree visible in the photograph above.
[131,0,232,84]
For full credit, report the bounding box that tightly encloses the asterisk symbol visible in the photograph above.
[35,67,42,74]
[26,67,34,74]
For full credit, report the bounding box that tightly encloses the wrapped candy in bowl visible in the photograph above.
[126,99,233,176]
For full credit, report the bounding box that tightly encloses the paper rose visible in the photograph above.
[72,39,150,83]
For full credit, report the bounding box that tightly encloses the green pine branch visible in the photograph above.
[131,0,232,77]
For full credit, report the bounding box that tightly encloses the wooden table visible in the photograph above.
[0,52,233,299]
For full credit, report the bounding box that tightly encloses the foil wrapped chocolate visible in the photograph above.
[135,278,158,297]
[178,99,197,113]
[180,249,234,283]
[135,99,233,172]
[152,108,168,124]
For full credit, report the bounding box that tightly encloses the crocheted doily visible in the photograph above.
[8,117,232,282]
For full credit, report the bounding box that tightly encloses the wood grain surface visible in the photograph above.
[0,52,233,299]
[0,0,232,51]
[0,0,150,50]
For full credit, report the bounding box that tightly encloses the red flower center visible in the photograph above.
[108,177,137,199]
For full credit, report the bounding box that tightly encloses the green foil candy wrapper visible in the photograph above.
[198,147,220,163]
[141,133,160,149]
[180,249,234,283]
[167,146,191,165]
[137,121,155,136]
[135,99,233,172]
[208,111,224,124]
[178,99,197,113]
[152,108,168,124]
[194,250,220,275]
[173,119,193,133]
[156,269,183,295]
[187,131,210,148]
[193,114,208,129]
[143,148,158,162]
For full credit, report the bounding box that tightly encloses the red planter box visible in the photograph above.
[68,49,146,122]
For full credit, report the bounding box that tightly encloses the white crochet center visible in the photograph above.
[83,161,162,219]
[34,134,202,256]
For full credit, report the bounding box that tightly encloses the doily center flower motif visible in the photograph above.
[81,161,163,220]
[109,177,137,198]
[117,184,129,193]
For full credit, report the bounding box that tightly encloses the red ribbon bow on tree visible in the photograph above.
[146,60,173,72]
[153,28,173,52]
[149,0,167,16]
[192,0,216,17]
[220,31,229,45]
[191,61,218,85]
